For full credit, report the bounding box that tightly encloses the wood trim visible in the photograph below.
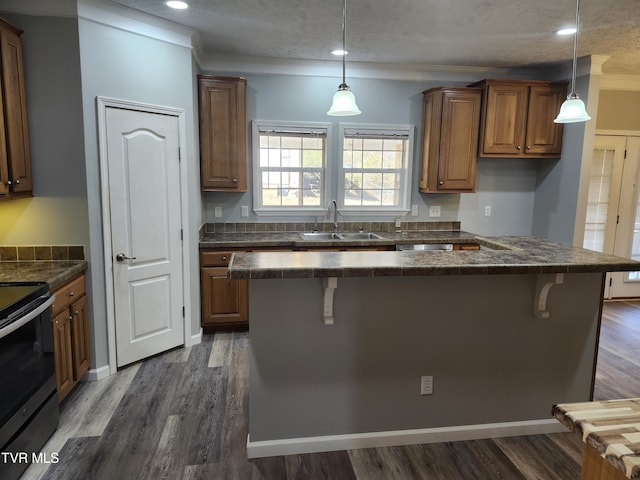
[581,444,627,480]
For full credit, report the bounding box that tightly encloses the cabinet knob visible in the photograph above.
[222,256,227,260]
[69,291,74,297]
[517,145,521,150]
[526,145,531,150]
[6,180,11,186]
[74,310,79,315]
[439,181,444,185]
[68,315,73,321]
[233,178,238,183]
[15,179,20,185]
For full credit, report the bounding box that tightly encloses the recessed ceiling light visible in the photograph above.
[165,1,189,9]
[331,49,348,56]
[556,27,577,35]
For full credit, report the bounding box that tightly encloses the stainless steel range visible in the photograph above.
[0,282,58,480]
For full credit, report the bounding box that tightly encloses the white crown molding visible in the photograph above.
[600,74,640,91]
[77,0,196,50]
[0,0,77,17]
[197,52,546,83]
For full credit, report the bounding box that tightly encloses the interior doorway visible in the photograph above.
[583,133,640,298]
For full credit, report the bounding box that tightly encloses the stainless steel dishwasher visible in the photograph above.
[395,243,453,251]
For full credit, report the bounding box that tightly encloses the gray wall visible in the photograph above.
[0,15,89,246]
[77,17,200,368]
[249,272,602,441]
[531,74,590,244]
[201,74,539,236]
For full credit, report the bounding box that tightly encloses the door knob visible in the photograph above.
[116,252,136,262]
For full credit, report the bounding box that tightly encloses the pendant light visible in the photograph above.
[327,0,361,116]
[554,0,591,123]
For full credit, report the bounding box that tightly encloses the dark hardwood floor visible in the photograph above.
[23,300,640,480]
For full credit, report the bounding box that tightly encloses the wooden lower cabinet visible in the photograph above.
[200,250,248,330]
[51,274,90,402]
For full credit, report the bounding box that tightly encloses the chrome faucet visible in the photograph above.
[330,200,338,234]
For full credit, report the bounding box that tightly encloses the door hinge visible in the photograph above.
[617,215,620,224]
[182,306,185,317]
[609,277,613,287]
[624,149,627,159]
[178,147,181,161]
[180,229,183,241]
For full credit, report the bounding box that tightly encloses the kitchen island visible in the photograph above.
[227,235,640,458]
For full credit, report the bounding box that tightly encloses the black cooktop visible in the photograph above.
[0,282,50,326]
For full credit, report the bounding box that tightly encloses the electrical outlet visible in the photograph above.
[241,206,249,218]
[214,206,222,218]
[411,204,419,217]
[420,375,434,395]
[484,205,492,217]
[395,217,402,228]
[429,206,441,218]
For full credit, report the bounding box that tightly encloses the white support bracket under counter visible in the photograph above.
[534,273,564,318]
[322,277,338,325]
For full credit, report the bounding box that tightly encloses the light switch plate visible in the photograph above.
[214,206,222,218]
[484,205,492,217]
[241,206,249,217]
[411,204,419,216]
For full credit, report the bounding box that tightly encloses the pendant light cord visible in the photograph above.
[570,0,580,97]
[341,0,347,87]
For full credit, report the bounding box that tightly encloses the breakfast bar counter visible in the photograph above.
[228,235,640,459]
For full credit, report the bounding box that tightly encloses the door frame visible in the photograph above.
[97,96,194,375]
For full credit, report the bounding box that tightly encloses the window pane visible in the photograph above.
[583,147,614,252]
[363,151,382,169]
[341,130,410,210]
[383,150,403,169]
[303,149,322,168]
[255,126,327,211]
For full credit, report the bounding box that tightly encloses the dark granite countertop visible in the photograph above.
[0,260,88,291]
[200,229,490,249]
[227,236,640,279]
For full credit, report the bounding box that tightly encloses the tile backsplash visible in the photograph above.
[202,221,461,235]
[0,245,85,262]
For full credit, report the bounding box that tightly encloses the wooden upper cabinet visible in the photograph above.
[419,87,481,193]
[0,17,32,200]
[198,75,247,191]
[473,79,567,158]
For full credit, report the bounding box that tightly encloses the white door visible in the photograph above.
[105,106,184,367]
[583,135,640,298]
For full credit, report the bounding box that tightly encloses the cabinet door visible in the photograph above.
[480,83,528,156]
[0,24,31,193]
[437,90,480,191]
[525,84,565,157]
[70,295,90,381]
[201,266,248,326]
[52,309,74,401]
[199,76,247,191]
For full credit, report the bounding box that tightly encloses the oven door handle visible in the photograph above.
[0,294,55,340]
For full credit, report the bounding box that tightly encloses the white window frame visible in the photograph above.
[338,123,414,216]
[252,120,332,216]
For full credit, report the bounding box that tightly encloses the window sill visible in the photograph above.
[253,208,329,217]
[338,208,411,217]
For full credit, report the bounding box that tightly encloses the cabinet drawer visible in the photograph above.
[51,274,86,315]
[200,251,233,267]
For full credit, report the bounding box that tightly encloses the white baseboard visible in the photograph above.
[189,328,203,346]
[246,419,567,459]
[83,364,111,382]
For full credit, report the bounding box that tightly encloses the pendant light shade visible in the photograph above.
[327,0,361,116]
[554,95,591,123]
[554,0,591,123]
[328,84,361,116]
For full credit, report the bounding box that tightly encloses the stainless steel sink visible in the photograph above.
[299,232,342,240]
[338,232,383,240]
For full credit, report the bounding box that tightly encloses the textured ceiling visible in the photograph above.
[106,0,640,75]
